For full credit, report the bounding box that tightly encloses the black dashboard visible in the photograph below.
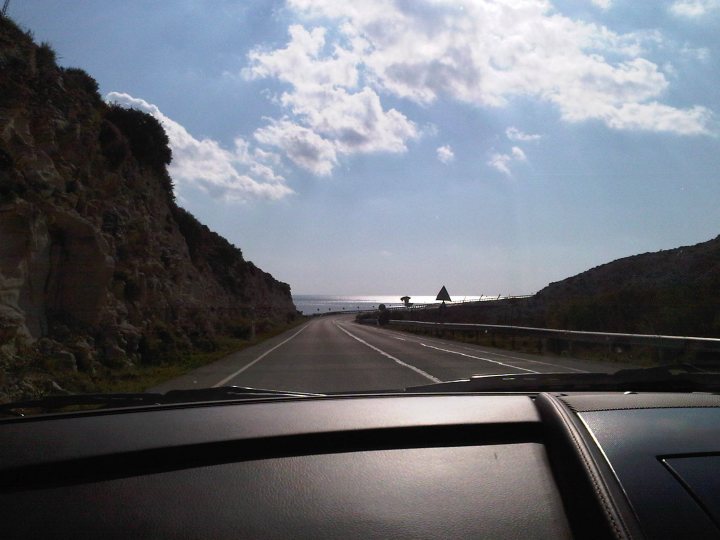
[2,392,720,538]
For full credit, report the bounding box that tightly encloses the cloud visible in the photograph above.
[669,0,720,17]
[254,118,337,176]
[488,146,527,176]
[436,145,455,163]
[512,147,527,161]
[506,127,541,142]
[105,92,293,201]
[591,0,613,9]
[245,24,418,175]
[277,0,711,136]
[680,45,710,61]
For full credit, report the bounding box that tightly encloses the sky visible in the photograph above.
[11,0,720,295]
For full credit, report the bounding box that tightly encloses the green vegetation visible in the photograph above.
[35,41,56,70]
[173,206,243,265]
[545,285,720,338]
[61,67,101,102]
[18,318,307,396]
[98,119,129,169]
[392,324,660,366]
[104,105,172,173]
[102,104,175,199]
[0,12,28,40]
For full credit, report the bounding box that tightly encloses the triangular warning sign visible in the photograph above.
[436,286,451,302]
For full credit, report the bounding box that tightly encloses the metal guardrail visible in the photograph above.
[387,320,720,352]
[386,295,533,311]
[307,295,534,317]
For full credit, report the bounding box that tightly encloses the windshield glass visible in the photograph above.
[1,1,719,411]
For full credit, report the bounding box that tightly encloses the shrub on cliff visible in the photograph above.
[62,67,101,103]
[35,42,57,71]
[98,119,129,169]
[173,206,244,264]
[104,105,172,173]
[0,13,28,42]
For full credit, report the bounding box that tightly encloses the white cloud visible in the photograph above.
[278,0,711,136]
[436,145,455,163]
[105,92,293,201]
[682,45,710,61]
[245,24,418,175]
[506,127,541,142]
[488,146,527,176]
[669,0,720,17]
[591,0,613,9]
[512,147,527,160]
[244,25,361,90]
[254,118,338,176]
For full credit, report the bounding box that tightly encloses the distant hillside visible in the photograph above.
[0,17,296,400]
[387,235,720,338]
[536,235,720,336]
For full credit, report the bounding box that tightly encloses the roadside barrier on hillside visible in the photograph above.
[386,319,720,356]
[309,295,533,317]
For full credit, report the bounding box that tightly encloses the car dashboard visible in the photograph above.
[2,391,720,539]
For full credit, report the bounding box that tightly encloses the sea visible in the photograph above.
[293,295,486,315]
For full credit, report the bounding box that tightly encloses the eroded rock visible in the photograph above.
[0,17,297,401]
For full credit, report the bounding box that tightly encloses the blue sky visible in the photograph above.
[12,0,720,295]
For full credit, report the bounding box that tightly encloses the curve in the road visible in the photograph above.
[155,314,625,394]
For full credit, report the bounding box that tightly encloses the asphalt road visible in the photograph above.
[152,315,630,393]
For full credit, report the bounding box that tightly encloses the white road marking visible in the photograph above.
[213,324,309,387]
[419,343,539,374]
[335,324,441,383]
[393,336,407,341]
[452,345,588,372]
[374,326,587,373]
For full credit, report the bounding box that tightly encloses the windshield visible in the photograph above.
[1,1,719,412]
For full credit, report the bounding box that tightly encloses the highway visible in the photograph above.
[151,314,628,393]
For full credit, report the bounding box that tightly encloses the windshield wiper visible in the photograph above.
[0,386,324,417]
[161,386,324,403]
[404,364,720,393]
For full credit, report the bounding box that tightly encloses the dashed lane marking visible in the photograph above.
[335,324,441,383]
[419,343,539,374]
[451,345,588,372]
[370,326,587,373]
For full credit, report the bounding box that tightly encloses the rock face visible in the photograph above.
[0,17,296,396]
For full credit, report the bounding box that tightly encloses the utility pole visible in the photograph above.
[1,0,10,17]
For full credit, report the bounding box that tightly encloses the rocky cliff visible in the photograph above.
[0,17,296,399]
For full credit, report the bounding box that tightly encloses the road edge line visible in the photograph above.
[213,324,310,387]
